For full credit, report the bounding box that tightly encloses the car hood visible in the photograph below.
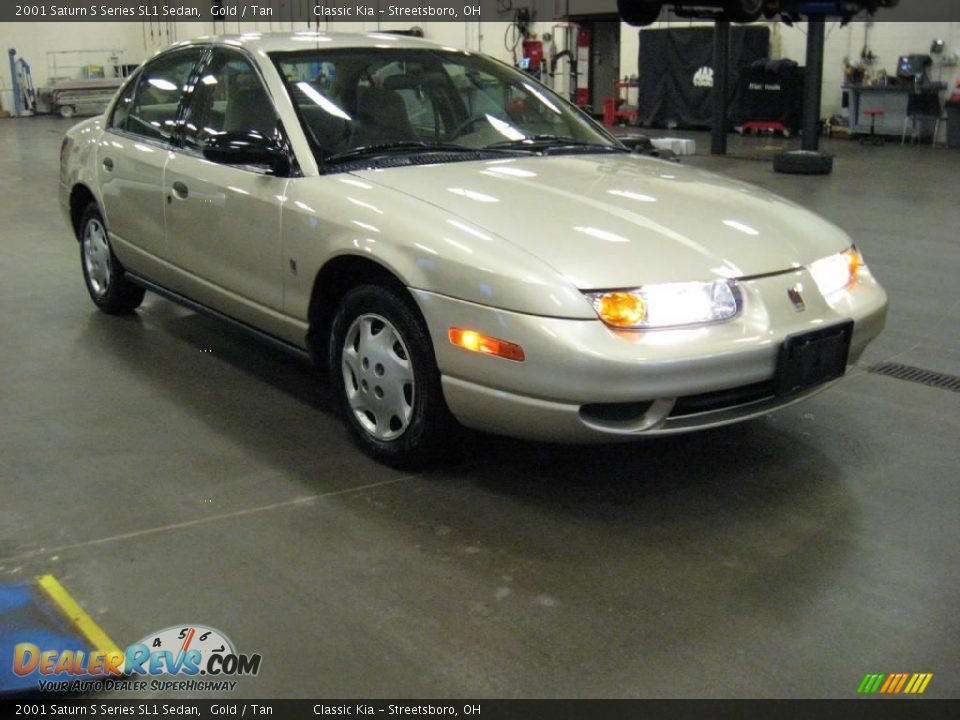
[354,153,852,289]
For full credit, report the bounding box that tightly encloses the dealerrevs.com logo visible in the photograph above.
[14,625,262,693]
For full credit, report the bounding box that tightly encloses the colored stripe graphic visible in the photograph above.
[891,673,909,693]
[904,673,934,694]
[858,672,933,695]
[879,674,897,693]
[858,673,886,693]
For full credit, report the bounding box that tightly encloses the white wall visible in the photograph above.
[6,19,957,118]
[778,21,960,117]
[618,20,960,119]
[1,22,151,90]
[1,19,535,101]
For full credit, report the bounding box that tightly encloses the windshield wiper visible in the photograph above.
[325,141,480,163]
[484,135,628,153]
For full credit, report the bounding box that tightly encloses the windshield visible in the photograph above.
[270,47,621,164]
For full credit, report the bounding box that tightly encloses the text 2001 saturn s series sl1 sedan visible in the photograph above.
[59,31,887,466]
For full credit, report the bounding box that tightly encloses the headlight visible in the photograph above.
[809,246,863,297]
[585,280,740,329]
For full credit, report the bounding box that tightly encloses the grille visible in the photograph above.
[868,362,960,393]
[670,380,776,417]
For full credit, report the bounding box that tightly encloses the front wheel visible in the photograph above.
[79,203,145,314]
[328,284,453,467]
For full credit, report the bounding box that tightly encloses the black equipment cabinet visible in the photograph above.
[635,26,770,129]
[737,60,806,131]
[947,101,960,148]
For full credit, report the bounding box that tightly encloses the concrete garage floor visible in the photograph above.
[1,117,957,699]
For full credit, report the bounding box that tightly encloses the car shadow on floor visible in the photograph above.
[78,298,859,606]
[72,297,865,640]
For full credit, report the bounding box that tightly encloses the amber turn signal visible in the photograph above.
[449,328,525,362]
[843,247,862,279]
[596,291,647,328]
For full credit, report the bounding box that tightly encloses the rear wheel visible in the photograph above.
[329,284,452,467]
[617,0,663,27]
[79,203,145,314]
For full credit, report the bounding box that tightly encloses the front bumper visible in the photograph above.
[411,267,887,442]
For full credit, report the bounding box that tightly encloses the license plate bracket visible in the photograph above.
[775,321,854,396]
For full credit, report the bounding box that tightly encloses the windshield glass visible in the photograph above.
[270,47,620,163]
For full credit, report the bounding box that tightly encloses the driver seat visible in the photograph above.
[354,87,416,146]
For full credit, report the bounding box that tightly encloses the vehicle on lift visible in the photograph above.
[59,32,888,465]
[617,0,767,24]
[616,0,898,26]
[765,0,899,23]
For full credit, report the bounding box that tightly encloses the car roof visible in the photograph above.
[170,30,454,55]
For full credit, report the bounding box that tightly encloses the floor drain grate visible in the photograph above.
[868,362,960,393]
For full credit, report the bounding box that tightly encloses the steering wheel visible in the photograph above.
[447,115,490,141]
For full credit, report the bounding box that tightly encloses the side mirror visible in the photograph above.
[202,131,291,176]
[618,134,655,153]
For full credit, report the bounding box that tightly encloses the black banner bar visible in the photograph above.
[2,699,960,720]
[2,0,959,22]
[4,1,505,23]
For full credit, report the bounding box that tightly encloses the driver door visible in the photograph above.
[163,47,290,333]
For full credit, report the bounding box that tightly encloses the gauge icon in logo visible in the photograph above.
[130,625,235,675]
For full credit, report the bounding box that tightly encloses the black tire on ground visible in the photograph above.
[724,0,765,22]
[78,202,146,314]
[617,0,663,27]
[773,150,834,175]
[328,284,454,468]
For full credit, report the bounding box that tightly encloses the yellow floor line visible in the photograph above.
[36,574,121,655]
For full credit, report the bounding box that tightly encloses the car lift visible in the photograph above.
[7,49,36,117]
[709,14,826,160]
[618,3,896,173]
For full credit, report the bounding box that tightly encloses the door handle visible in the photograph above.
[102,157,114,172]
[172,181,189,199]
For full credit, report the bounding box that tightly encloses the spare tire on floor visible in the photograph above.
[773,149,834,175]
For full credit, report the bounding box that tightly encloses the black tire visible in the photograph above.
[724,0,764,23]
[328,284,453,467]
[617,0,663,27]
[773,150,834,175]
[78,203,146,314]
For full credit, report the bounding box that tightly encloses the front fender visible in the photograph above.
[280,174,596,323]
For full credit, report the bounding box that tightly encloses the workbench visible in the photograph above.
[843,84,944,139]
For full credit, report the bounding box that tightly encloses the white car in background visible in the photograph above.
[59,32,888,465]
